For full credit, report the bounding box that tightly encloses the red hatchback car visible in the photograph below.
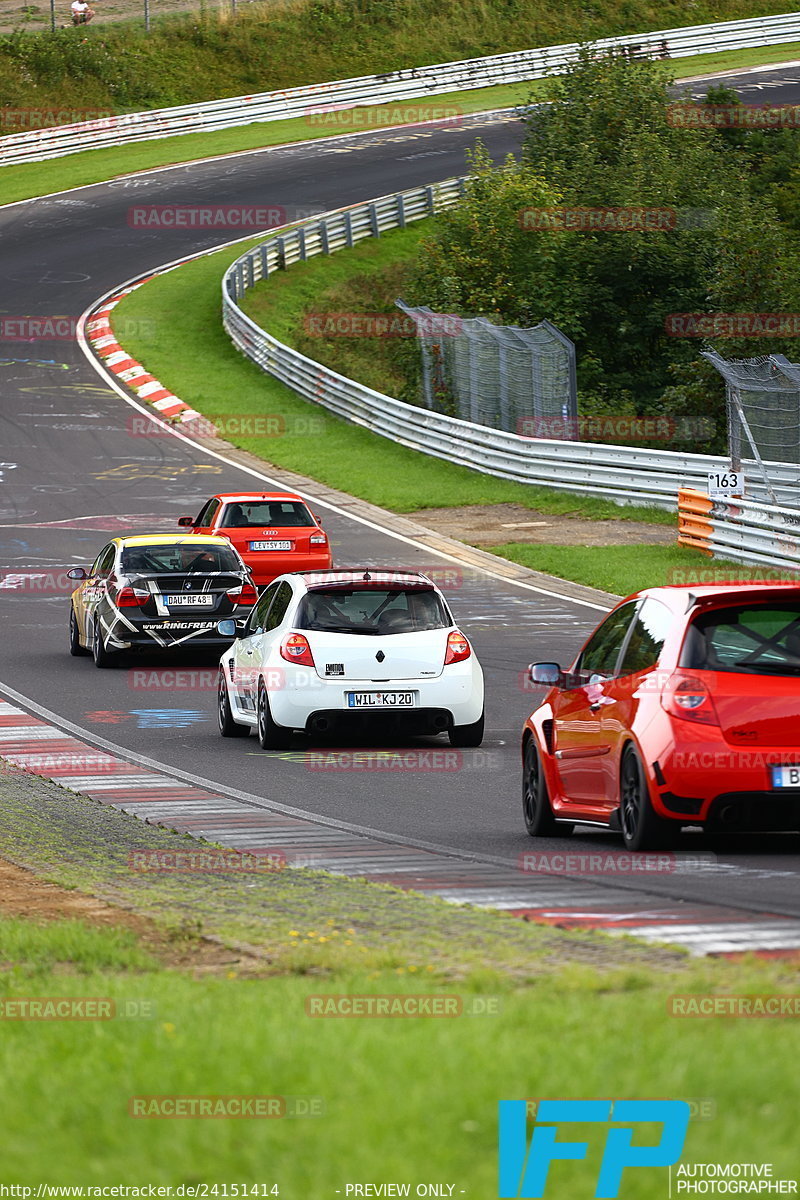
[179,492,332,586]
[522,583,800,851]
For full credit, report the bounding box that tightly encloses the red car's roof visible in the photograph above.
[210,491,306,502]
[629,581,800,611]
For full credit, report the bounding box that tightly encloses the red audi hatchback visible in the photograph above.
[179,492,332,586]
[522,583,800,850]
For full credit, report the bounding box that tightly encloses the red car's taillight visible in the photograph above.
[661,673,720,726]
[116,586,149,607]
[444,629,471,665]
[227,583,258,606]
[309,533,327,545]
[281,632,315,667]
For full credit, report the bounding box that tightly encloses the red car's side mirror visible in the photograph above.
[177,516,194,527]
[529,662,564,688]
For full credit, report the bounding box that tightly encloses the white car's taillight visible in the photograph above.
[444,629,471,665]
[281,632,315,667]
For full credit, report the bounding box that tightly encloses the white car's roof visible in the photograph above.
[300,569,434,589]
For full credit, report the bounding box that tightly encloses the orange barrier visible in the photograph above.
[677,487,713,555]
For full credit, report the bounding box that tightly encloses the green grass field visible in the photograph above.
[1,773,796,1188]
[4,39,800,206]
[488,543,759,596]
[2,911,799,1186]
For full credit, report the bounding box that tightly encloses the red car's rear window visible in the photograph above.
[219,501,314,529]
[681,602,800,676]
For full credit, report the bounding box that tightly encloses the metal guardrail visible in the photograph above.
[221,180,800,512]
[4,11,800,165]
[678,487,800,569]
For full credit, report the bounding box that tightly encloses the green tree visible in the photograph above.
[411,49,800,448]
[409,142,564,323]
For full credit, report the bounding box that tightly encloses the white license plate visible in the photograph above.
[770,764,800,789]
[347,691,415,708]
[164,594,215,607]
[250,541,293,551]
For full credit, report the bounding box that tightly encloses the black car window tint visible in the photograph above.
[297,588,446,633]
[269,503,313,527]
[248,583,279,634]
[221,503,249,528]
[264,583,294,631]
[120,545,240,574]
[229,502,271,527]
[577,603,637,679]
[92,544,115,576]
[618,598,672,676]
[682,603,800,676]
[193,499,215,526]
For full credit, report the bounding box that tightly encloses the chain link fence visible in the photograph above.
[703,350,800,501]
[396,301,577,436]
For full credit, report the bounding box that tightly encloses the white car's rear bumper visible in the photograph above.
[226,657,484,732]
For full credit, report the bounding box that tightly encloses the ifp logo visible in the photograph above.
[498,1099,690,1198]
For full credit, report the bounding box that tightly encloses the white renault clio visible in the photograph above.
[216,569,484,749]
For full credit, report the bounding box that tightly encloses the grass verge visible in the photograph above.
[112,224,674,524]
[487,543,754,596]
[0,765,799,1183]
[4,912,799,1186]
[3,40,800,206]
[0,80,539,207]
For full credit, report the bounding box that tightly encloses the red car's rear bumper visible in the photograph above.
[654,731,800,829]
[245,551,333,586]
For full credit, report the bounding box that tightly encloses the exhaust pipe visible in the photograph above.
[432,713,449,731]
[310,715,331,733]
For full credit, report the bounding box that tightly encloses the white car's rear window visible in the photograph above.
[297,588,448,635]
